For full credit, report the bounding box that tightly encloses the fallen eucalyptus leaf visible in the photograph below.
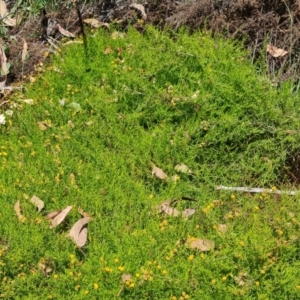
[57,24,75,38]
[121,273,132,283]
[182,208,196,218]
[30,195,44,212]
[21,38,28,62]
[129,3,147,20]
[14,200,25,222]
[83,18,109,28]
[69,217,92,247]
[151,162,168,180]
[266,44,288,58]
[48,206,73,228]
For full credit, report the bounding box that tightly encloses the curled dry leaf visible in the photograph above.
[0,42,9,75]
[182,208,196,218]
[0,0,16,27]
[129,3,147,20]
[37,121,48,131]
[30,195,44,212]
[45,210,60,220]
[69,217,92,247]
[78,207,91,218]
[83,18,109,28]
[185,238,215,251]
[151,162,168,180]
[155,200,179,217]
[266,44,288,58]
[21,39,28,62]
[57,24,75,38]
[14,200,26,222]
[104,47,113,54]
[48,205,73,228]
[121,273,132,283]
[175,164,192,174]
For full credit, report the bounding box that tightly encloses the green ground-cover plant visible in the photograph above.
[1,25,300,299]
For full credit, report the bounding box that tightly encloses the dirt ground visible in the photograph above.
[3,0,300,87]
[2,0,300,183]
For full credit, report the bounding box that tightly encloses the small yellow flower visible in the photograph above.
[171,297,177,300]
[188,255,194,261]
[162,270,167,275]
[84,290,89,295]
[149,194,154,199]
[260,269,266,274]
[94,283,99,290]
[277,229,283,236]
[53,274,58,279]
[135,273,140,278]
[114,258,119,263]
[211,279,216,285]
[129,283,135,288]
[255,281,260,286]
[195,224,200,229]
[222,276,227,281]
[118,266,125,272]
[75,285,80,291]
[157,265,162,270]
[230,194,235,200]
[239,241,245,247]
[254,206,260,211]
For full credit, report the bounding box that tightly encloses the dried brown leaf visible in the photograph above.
[30,195,44,212]
[83,18,109,28]
[266,44,288,58]
[185,238,215,251]
[0,0,16,27]
[49,206,73,228]
[104,47,113,54]
[78,207,91,218]
[14,200,25,222]
[37,121,48,131]
[129,3,147,20]
[69,217,92,247]
[0,42,8,75]
[57,24,75,38]
[151,162,168,180]
[45,210,60,220]
[21,39,28,62]
[155,200,179,216]
[182,208,196,218]
[121,273,132,283]
[0,1,7,18]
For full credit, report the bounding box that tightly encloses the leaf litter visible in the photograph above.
[46,205,73,228]
[151,162,168,180]
[69,217,92,247]
[185,238,215,251]
[14,200,26,223]
[30,195,44,212]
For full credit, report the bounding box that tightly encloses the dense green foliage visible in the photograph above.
[1,26,300,299]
